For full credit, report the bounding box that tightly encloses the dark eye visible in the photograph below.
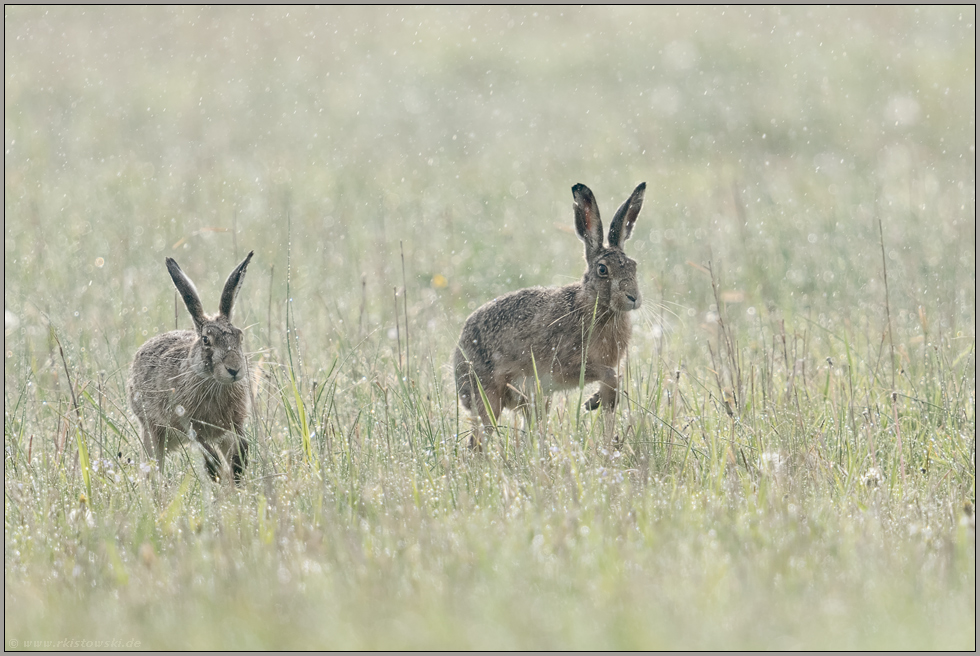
[597,263,609,276]
[202,335,211,346]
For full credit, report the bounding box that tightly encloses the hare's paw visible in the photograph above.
[611,432,623,451]
[202,443,223,482]
[466,427,486,452]
[231,438,249,484]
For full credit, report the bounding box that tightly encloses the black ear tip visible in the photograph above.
[572,183,596,202]
[165,257,180,270]
[637,182,647,191]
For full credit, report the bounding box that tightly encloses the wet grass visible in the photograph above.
[4,6,976,650]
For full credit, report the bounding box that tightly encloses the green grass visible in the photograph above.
[4,6,976,650]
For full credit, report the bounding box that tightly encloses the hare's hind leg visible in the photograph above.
[141,424,168,477]
[533,394,552,425]
[471,385,503,451]
[520,392,551,458]
[454,354,489,449]
[518,386,550,433]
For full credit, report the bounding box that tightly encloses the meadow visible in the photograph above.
[4,6,976,649]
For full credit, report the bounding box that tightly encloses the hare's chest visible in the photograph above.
[589,320,631,365]
[166,393,235,436]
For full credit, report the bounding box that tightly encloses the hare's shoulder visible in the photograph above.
[133,330,197,360]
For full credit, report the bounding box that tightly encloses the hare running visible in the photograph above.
[128,252,254,482]
[453,182,646,445]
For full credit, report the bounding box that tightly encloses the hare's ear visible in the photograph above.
[572,184,603,260]
[166,258,207,332]
[607,182,646,249]
[219,251,254,320]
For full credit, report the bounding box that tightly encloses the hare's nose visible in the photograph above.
[626,294,637,304]
[226,367,239,379]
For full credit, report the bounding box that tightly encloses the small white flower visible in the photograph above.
[68,508,95,528]
[760,451,783,474]
[861,467,882,487]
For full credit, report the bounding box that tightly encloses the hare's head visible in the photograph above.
[166,252,253,385]
[573,183,646,313]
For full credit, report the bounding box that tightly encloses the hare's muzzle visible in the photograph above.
[215,353,246,384]
[222,362,245,383]
[612,287,641,312]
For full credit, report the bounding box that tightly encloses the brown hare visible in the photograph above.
[128,252,254,482]
[454,182,645,446]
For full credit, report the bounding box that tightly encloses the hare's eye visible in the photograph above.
[597,263,609,277]
[202,335,211,346]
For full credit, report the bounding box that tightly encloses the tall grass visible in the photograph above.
[4,6,975,649]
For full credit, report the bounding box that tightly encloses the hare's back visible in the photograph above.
[464,285,568,330]
[133,329,196,358]
[460,285,578,364]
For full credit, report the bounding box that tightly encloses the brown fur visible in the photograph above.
[453,183,646,444]
[128,252,254,482]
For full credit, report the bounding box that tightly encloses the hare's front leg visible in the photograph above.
[582,363,619,411]
[201,441,224,482]
[204,430,248,484]
[226,426,249,483]
[581,363,619,443]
